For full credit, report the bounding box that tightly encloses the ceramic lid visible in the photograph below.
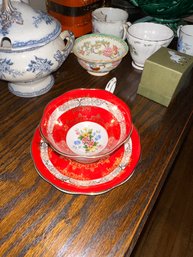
[0,0,61,50]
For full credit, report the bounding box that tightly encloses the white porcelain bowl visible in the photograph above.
[126,22,174,70]
[73,33,128,76]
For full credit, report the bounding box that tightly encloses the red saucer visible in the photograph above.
[31,126,141,195]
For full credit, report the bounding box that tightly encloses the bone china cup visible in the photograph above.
[126,22,174,70]
[92,7,130,40]
[177,25,193,56]
[73,33,128,76]
[40,88,132,163]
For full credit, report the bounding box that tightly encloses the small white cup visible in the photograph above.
[92,7,130,40]
[126,22,174,70]
[177,25,193,56]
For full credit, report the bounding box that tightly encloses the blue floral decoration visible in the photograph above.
[27,56,53,77]
[95,135,101,141]
[0,10,23,36]
[33,11,53,28]
[0,58,23,79]
[54,50,65,65]
[177,37,183,52]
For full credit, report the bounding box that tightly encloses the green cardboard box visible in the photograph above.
[138,47,193,107]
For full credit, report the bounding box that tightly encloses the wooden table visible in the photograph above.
[1,52,193,257]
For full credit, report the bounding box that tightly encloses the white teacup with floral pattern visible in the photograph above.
[92,7,130,40]
[177,25,193,56]
[126,22,174,70]
[73,33,128,76]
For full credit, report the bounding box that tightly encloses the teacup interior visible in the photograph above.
[73,34,128,61]
[181,25,193,36]
[93,7,128,22]
[128,22,174,41]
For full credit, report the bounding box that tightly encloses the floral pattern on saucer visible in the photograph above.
[31,126,141,195]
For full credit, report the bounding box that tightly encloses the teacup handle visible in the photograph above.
[177,25,183,37]
[60,30,75,54]
[105,77,117,94]
[122,22,132,40]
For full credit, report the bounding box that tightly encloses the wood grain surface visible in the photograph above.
[131,125,193,257]
[0,53,193,257]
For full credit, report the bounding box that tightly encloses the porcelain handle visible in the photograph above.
[60,30,75,55]
[122,21,132,40]
[105,77,117,94]
[177,25,183,37]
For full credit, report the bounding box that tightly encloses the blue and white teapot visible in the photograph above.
[0,0,74,97]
